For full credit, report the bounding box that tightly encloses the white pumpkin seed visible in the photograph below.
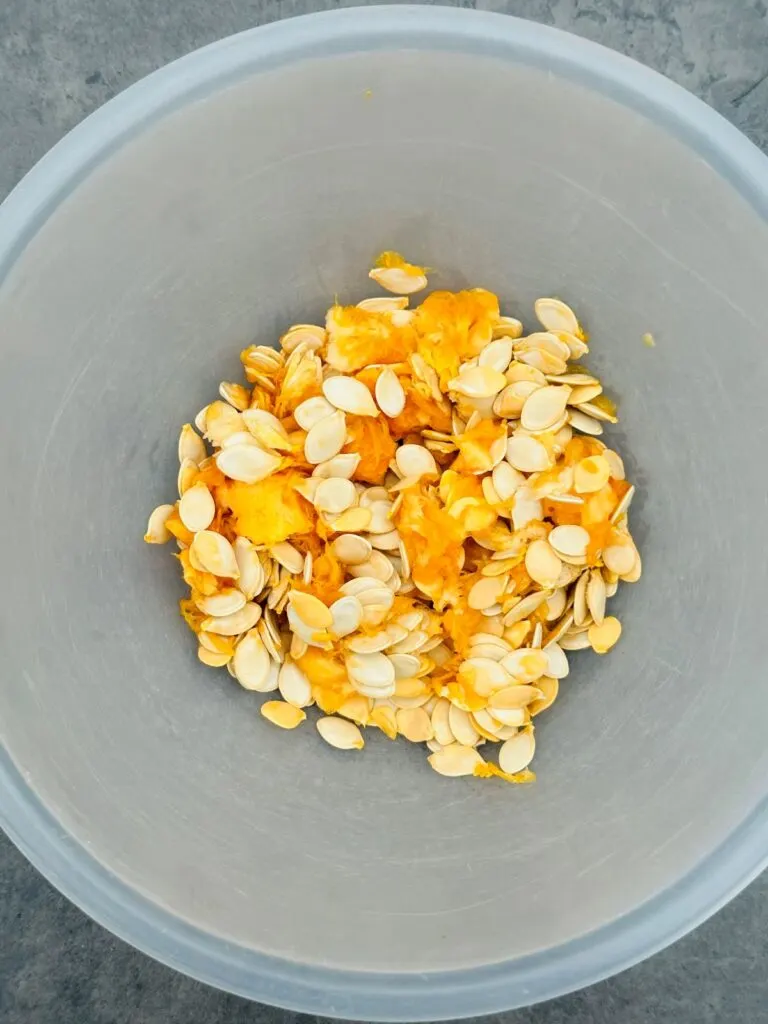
[448,366,507,399]
[329,595,363,637]
[468,575,508,611]
[506,435,551,473]
[503,590,550,625]
[448,704,480,747]
[323,375,379,417]
[559,631,592,651]
[375,368,406,417]
[317,715,365,749]
[357,296,409,312]
[525,540,563,588]
[346,651,395,690]
[397,707,434,742]
[178,423,207,465]
[520,385,571,432]
[198,646,231,668]
[203,602,262,637]
[177,457,198,496]
[369,266,428,295]
[499,729,536,774]
[179,482,215,533]
[195,588,246,617]
[239,409,290,451]
[428,743,483,777]
[304,410,347,464]
[312,453,361,480]
[548,525,590,559]
[314,477,357,515]
[395,443,438,479]
[534,297,581,335]
[492,462,525,502]
[493,316,524,339]
[216,444,282,484]
[573,571,589,626]
[295,396,336,432]
[288,591,333,629]
[568,408,604,435]
[233,537,265,600]
[331,534,372,565]
[190,531,240,577]
[542,642,569,679]
[278,661,312,707]
[603,539,636,575]
[144,504,175,544]
[586,569,607,625]
[270,542,305,574]
[478,338,514,372]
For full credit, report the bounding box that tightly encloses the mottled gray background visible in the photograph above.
[2,1,768,1022]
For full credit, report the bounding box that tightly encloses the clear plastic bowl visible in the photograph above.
[2,7,768,1020]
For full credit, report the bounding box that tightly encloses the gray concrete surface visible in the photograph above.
[2,0,768,1021]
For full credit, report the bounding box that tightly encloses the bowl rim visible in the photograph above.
[2,6,768,1019]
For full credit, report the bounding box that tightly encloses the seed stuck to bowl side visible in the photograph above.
[146,252,640,784]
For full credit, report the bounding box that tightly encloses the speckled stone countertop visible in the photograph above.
[2,2,768,1021]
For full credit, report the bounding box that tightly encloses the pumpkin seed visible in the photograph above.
[198,646,232,668]
[569,408,604,435]
[190,531,239,577]
[520,385,571,432]
[397,707,434,743]
[178,423,207,464]
[295,396,336,431]
[195,588,246,617]
[449,366,508,399]
[525,540,563,588]
[493,316,524,339]
[369,265,428,295]
[428,743,484,777]
[468,575,508,611]
[216,444,282,484]
[233,629,272,689]
[144,504,175,544]
[278,661,313,707]
[375,368,406,417]
[304,410,346,464]
[270,541,305,574]
[588,616,622,654]
[499,728,536,774]
[574,455,611,494]
[549,525,590,559]
[288,591,333,629]
[314,477,357,515]
[534,297,581,336]
[233,537,265,600]
[357,296,409,312]
[323,375,379,417]
[603,539,636,575]
[261,701,306,729]
[506,435,551,473]
[586,569,607,625]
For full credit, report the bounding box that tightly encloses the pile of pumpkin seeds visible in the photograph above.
[145,252,640,783]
